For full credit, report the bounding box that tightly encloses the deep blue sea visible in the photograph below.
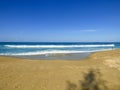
[0,42,120,59]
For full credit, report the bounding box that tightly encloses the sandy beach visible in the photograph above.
[0,50,120,90]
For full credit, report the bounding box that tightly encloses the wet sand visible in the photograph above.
[18,53,90,60]
[0,50,120,90]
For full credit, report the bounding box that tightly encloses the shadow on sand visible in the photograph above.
[66,69,108,90]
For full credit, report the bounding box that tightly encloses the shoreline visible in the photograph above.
[0,48,116,60]
[0,49,120,90]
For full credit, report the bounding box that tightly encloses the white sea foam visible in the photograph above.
[0,49,113,56]
[5,44,115,48]
[0,50,90,56]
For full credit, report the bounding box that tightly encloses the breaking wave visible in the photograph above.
[0,49,113,56]
[5,44,115,48]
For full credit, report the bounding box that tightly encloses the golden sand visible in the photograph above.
[0,50,120,90]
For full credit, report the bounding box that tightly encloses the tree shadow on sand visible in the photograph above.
[66,81,77,90]
[66,69,108,90]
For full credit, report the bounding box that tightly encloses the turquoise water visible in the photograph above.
[0,42,119,57]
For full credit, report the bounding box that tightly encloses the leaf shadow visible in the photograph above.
[66,69,108,90]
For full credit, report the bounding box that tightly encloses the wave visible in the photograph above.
[0,50,91,56]
[0,49,113,56]
[5,44,115,48]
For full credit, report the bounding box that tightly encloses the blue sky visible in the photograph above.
[0,0,120,42]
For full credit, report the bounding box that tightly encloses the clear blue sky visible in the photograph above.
[0,0,120,42]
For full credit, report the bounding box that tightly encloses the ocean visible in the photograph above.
[0,42,120,60]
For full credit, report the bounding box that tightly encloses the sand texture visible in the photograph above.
[0,50,120,90]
